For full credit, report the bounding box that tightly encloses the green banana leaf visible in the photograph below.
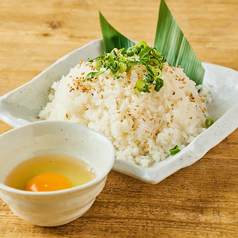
[154,0,204,84]
[99,0,204,84]
[99,12,135,53]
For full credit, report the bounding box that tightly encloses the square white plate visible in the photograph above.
[1,38,238,184]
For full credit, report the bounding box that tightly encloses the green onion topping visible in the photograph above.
[170,145,180,155]
[84,71,104,81]
[86,41,166,93]
[205,118,214,128]
[136,80,148,92]
[95,60,103,71]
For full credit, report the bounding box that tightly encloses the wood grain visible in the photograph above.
[0,0,238,237]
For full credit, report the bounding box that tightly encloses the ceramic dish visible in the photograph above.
[0,38,238,184]
[0,120,115,226]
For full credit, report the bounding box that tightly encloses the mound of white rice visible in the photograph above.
[39,60,210,167]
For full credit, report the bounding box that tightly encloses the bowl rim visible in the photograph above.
[0,120,115,196]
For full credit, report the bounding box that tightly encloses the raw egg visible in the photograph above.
[26,173,73,192]
[5,154,96,192]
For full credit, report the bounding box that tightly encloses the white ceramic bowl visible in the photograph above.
[0,120,115,227]
[0,39,238,184]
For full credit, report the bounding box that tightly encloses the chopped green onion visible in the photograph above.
[136,80,147,92]
[151,67,162,77]
[86,41,166,93]
[170,145,180,155]
[125,65,131,72]
[205,118,214,128]
[154,78,164,92]
[148,57,159,66]
[132,45,141,55]
[118,48,126,55]
[137,41,147,49]
[133,90,138,95]
[145,72,154,84]
[111,61,120,73]
[151,50,162,59]
[84,71,104,81]
[139,45,151,58]
[118,62,127,73]
[127,60,138,67]
[105,53,113,62]
[95,60,103,71]
[114,74,124,80]
[111,50,118,59]
[126,48,135,57]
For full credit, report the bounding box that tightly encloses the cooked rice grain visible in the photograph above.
[39,61,210,167]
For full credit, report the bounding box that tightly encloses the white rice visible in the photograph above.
[39,60,210,167]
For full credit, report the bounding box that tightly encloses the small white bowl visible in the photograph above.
[0,120,115,227]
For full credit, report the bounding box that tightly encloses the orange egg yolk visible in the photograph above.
[26,173,73,192]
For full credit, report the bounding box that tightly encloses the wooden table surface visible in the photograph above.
[0,0,238,237]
